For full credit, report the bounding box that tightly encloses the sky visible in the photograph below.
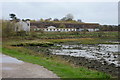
[1,1,119,25]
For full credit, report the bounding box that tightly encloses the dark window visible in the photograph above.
[27,23,29,26]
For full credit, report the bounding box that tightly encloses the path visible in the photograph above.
[0,53,59,78]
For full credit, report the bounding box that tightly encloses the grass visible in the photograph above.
[0,42,2,52]
[22,31,119,40]
[2,46,111,78]
[3,31,119,45]
[45,38,119,44]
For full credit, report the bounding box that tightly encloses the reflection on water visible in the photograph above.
[51,44,120,66]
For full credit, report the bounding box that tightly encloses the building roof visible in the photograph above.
[47,26,56,29]
[31,21,99,25]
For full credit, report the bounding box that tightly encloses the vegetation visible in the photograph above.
[11,41,54,47]
[61,13,74,21]
[100,25,118,31]
[59,24,66,28]
[2,20,16,37]
[21,31,118,42]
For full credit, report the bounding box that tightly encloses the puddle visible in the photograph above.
[2,54,23,64]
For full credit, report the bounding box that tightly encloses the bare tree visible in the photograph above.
[65,13,74,21]
[61,13,74,21]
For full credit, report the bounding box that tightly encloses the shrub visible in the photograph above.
[2,20,16,37]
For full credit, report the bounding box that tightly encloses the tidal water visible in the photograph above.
[50,44,120,66]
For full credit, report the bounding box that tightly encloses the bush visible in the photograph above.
[16,31,28,36]
[2,20,16,37]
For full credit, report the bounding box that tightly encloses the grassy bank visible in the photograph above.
[4,38,118,47]
[2,46,111,78]
[44,38,119,44]
[7,31,118,41]
[26,31,118,40]
[3,31,119,45]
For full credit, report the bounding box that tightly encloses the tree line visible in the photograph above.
[100,25,118,31]
[31,13,83,23]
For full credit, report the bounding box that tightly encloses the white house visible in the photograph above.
[87,28,99,32]
[33,26,99,32]
[33,26,77,32]
[15,20,30,32]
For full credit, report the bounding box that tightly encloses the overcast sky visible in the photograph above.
[1,2,118,25]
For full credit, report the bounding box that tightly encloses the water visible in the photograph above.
[50,44,120,66]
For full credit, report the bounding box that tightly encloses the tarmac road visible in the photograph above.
[0,53,59,78]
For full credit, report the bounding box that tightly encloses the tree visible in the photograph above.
[40,18,44,22]
[25,19,30,21]
[2,20,16,37]
[53,18,59,21]
[45,18,52,21]
[9,14,17,20]
[9,14,16,18]
[65,13,74,21]
[61,13,74,21]
[30,20,36,22]
[77,19,82,22]
[66,18,72,21]
[61,17,67,21]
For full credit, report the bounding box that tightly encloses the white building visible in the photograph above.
[87,28,99,32]
[33,26,77,32]
[15,20,30,32]
[33,26,99,32]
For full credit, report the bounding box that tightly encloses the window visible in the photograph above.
[27,23,29,26]
[37,28,40,30]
